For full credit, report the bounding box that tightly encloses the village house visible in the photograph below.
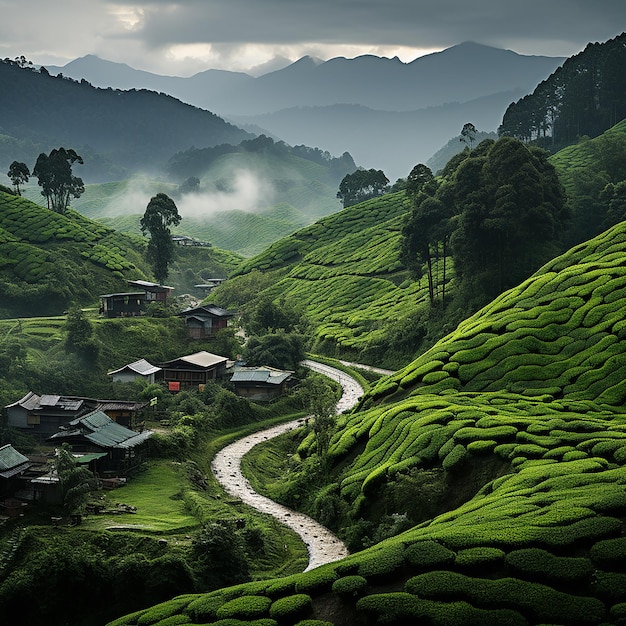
[5,392,146,440]
[159,350,229,391]
[107,358,162,385]
[230,366,294,402]
[47,410,153,477]
[178,303,235,339]
[99,280,174,318]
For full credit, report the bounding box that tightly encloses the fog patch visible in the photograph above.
[177,170,276,220]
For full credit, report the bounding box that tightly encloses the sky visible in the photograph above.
[1,0,625,76]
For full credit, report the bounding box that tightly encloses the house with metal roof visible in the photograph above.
[159,350,229,390]
[5,392,146,440]
[230,366,294,402]
[47,410,153,476]
[99,280,174,318]
[178,304,236,339]
[0,444,33,500]
[108,358,162,384]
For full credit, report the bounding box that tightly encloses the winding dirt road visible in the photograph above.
[211,360,364,571]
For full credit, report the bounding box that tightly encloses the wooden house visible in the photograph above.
[0,444,33,500]
[5,392,146,440]
[108,358,162,385]
[99,280,174,318]
[159,350,229,390]
[47,410,153,477]
[230,366,294,402]
[178,304,235,339]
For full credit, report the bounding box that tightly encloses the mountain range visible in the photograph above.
[46,42,565,181]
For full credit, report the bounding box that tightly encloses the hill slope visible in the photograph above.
[213,191,438,367]
[0,190,241,316]
[0,58,252,182]
[108,219,626,626]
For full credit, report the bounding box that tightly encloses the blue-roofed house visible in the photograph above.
[230,366,294,402]
[47,410,153,476]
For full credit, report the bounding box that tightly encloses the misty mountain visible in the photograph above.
[230,90,527,182]
[47,42,565,180]
[0,59,253,182]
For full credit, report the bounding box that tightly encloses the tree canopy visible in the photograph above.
[140,193,182,285]
[401,138,569,311]
[337,169,390,208]
[32,147,84,213]
[7,161,29,195]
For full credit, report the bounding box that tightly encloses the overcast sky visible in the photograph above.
[1,0,625,76]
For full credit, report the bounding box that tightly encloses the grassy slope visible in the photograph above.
[0,191,243,315]
[108,218,626,626]
[213,191,442,367]
[63,150,343,257]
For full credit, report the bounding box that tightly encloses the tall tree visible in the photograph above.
[337,169,389,208]
[450,137,568,306]
[32,147,84,213]
[401,164,453,306]
[460,122,477,150]
[7,161,29,195]
[140,193,181,284]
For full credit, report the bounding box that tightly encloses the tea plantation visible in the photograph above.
[106,201,626,625]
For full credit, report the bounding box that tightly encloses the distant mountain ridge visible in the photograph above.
[46,43,565,180]
[48,43,564,116]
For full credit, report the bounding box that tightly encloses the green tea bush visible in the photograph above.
[505,548,592,583]
[590,537,626,568]
[185,594,226,621]
[404,540,456,571]
[405,570,605,624]
[454,547,506,571]
[356,543,406,580]
[150,616,191,626]
[215,595,272,620]
[331,575,368,598]
[592,571,626,602]
[443,444,467,471]
[269,594,312,621]
[136,597,194,625]
[356,592,426,622]
[294,567,338,594]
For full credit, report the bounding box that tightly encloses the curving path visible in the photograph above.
[211,360,364,571]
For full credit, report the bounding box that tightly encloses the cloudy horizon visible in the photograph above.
[1,1,625,77]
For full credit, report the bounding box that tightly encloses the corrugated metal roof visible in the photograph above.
[231,369,292,385]
[50,411,153,449]
[0,443,30,471]
[40,394,61,406]
[107,358,161,377]
[163,351,228,368]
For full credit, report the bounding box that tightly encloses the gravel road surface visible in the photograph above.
[211,360,364,571]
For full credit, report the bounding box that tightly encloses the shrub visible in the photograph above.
[357,543,406,580]
[356,592,426,622]
[455,547,506,570]
[294,567,338,594]
[404,540,456,571]
[215,595,272,620]
[590,537,626,568]
[443,444,467,471]
[505,548,592,583]
[185,594,226,621]
[269,594,312,621]
[592,571,626,602]
[331,575,368,598]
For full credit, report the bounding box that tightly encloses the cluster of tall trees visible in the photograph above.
[401,136,568,310]
[7,147,85,214]
[499,32,626,148]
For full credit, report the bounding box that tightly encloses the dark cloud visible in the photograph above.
[129,0,625,52]
[3,0,625,73]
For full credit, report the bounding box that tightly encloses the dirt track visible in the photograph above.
[211,360,365,571]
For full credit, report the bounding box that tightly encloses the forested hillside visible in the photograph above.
[0,190,241,316]
[71,136,355,256]
[0,58,252,182]
[499,32,626,149]
[108,193,626,626]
